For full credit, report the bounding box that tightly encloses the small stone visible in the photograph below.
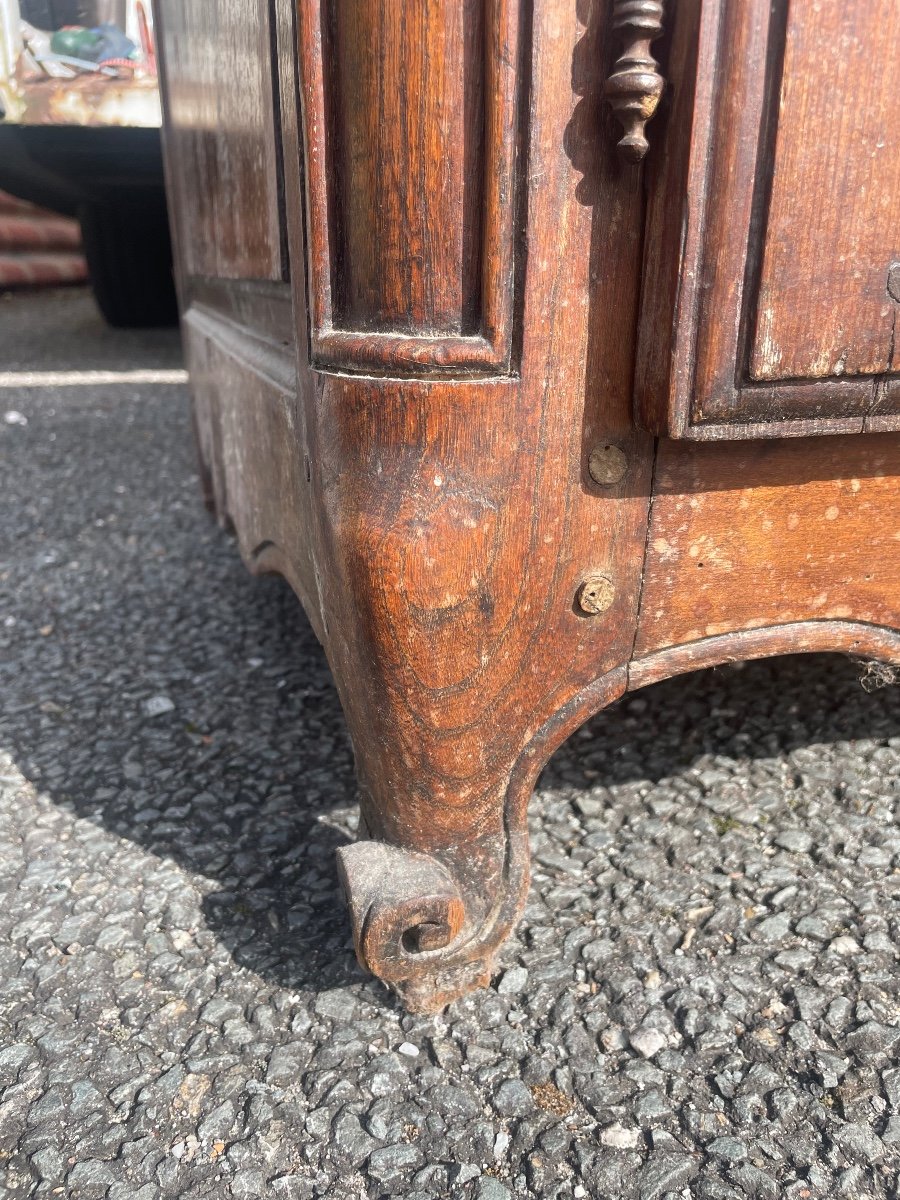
[634,1090,670,1122]
[199,997,243,1025]
[31,1147,65,1180]
[601,1026,630,1052]
[787,1021,816,1051]
[601,1123,641,1149]
[630,1027,667,1059]
[575,795,604,818]
[333,1111,377,1168]
[232,1169,267,1196]
[796,915,832,941]
[143,694,175,717]
[0,1044,34,1082]
[430,1084,480,1120]
[494,1078,534,1117]
[835,1123,884,1163]
[754,913,792,942]
[4,410,27,425]
[826,996,854,1031]
[768,1089,800,1120]
[497,966,529,995]
[707,1136,747,1161]
[829,935,862,956]
[367,1143,423,1181]
[775,830,814,854]
[67,1160,116,1191]
[198,1099,235,1142]
[698,769,730,789]
[649,1129,680,1152]
[476,1180,512,1200]
[270,1178,305,1199]
[816,1052,849,1089]
[729,1163,778,1200]
[882,1068,900,1107]
[364,1098,396,1140]
[266,1046,306,1087]
[639,1153,699,1200]
[453,1163,481,1186]
[774,948,816,970]
[397,1042,419,1058]
[863,931,895,954]
[846,1022,900,1061]
[314,989,358,1020]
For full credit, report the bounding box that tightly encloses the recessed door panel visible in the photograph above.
[635,0,900,440]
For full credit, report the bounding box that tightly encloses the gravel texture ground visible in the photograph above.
[1,287,899,1200]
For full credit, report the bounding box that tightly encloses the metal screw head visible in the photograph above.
[588,443,628,486]
[577,573,616,615]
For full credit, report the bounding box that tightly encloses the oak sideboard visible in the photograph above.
[153,0,900,1010]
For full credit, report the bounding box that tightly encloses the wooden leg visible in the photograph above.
[176,318,650,1011]
[333,668,627,1012]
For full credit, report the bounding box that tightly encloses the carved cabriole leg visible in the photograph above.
[169,0,653,1011]
[270,0,657,1010]
[305,361,644,1015]
[335,669,627,1012]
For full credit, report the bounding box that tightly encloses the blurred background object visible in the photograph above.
[0,187,86,285]
[0,0,176,326]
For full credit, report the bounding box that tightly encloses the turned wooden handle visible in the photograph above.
[604,0,666,163]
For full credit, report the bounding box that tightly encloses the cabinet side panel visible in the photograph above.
[158,0,284,281]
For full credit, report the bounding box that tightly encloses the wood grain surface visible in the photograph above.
[328,0,482,334]
[751,0,900,383]
[635,0,900,440]
[155,0,284,281]
[635,435,900,655]
[295,0,523,374]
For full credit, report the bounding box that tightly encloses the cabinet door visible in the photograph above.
[635,0,900,440]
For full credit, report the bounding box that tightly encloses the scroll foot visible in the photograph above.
[336,841,492,1012]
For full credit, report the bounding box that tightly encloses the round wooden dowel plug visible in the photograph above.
[588,443,628,486]
[577,574,616,615]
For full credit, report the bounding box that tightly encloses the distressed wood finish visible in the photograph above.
[752,1,900,384]
[155,0,900,1010]
[635,0,900,440]
[633,435,900,655]
[296,0,523,374]
[155,0,285,282]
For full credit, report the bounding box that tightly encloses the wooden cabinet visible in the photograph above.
[154,0,900,1011]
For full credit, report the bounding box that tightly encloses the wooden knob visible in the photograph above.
[604,0,666,163]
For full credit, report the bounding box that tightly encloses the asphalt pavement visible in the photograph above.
[1,287,899,1200]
